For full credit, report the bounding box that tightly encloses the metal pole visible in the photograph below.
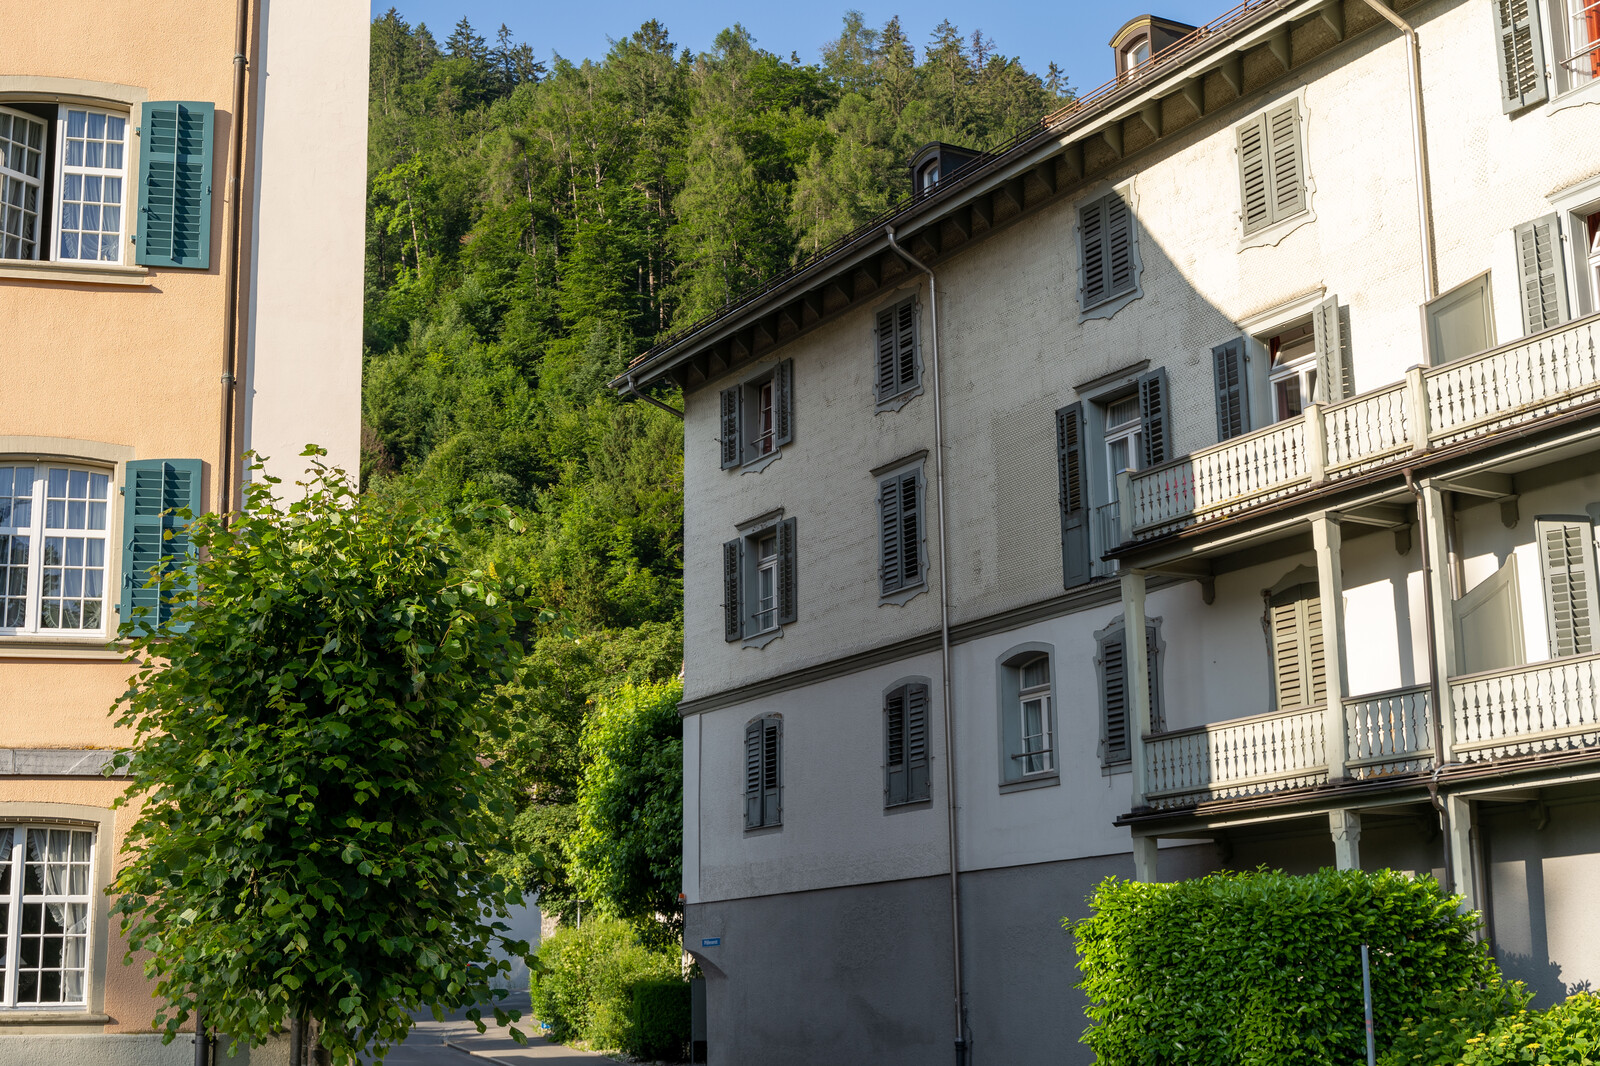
[1361,944,1376,1066]
[193,1008,208,1066]
[289,1015,303,1066]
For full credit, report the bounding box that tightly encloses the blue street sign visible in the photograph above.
[701,937,721,947]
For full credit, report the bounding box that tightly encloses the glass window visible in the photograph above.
[0,104,128,265]
[0,826,94,1008]
[1561,0,1600,86]
[1266,320,1318,422]
[753,381,775,457]
[0,109,46,261]
[1587,211,1600,309]
[1104,394,1142,501]
[752,533,778,634]
[1017,655,1053,775]
[0,464,111,635]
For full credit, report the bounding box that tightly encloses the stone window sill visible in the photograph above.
[0,639,122,661]
[0,1011,110,1027]
[0,259,150,287]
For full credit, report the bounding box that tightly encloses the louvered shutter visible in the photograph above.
[1106,194,1135,300]
[744,720,764,827]
[1057,404,1091,588]
[1312,295,1351,404]
[875,306,898,400]
[1237,113,1271,233]
[906,684,930,801]
[1270,584,1327,711]
[1493,0,1549,113]
[723,539,742,642]
[895,302,918,395]
[884,686,908,806]
[878,476,903,595]
[719,387,741,469]
[1265,102,1305,223]
[762,718,782,825]
[879,472,920,595]
[1080,198,1107,307]
[1139,369,1170,467]
[1144,622,1165,733]
[1101,631,1129,764]
[1514,216,1570,336]
[118,459,201,635]
[135,102,213,269]
[773,360,793,448]
[776,517,797,625]
[898,474,920,589]
[1213,338,1248,441]
[1537,516,1600,657]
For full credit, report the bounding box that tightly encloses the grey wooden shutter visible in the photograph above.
[762,718,782,825]
[875,306,898,400]
[879,472,921,594]
[1270,584,1327,711]
[118,458,201,634]
[773,360,793,447]
[1536,516,1600,657]
[1265,102,1305,223]
[1493,0,1549,113]
[777,517,797,625]
[1213,338,1248,441]
[1237,114,1271,234]
[1144,622,1165,733]
[884,686,908,806]
[906,684,930,801]
[1100,630,1130,764]
[1057,404,1091,588]
[1312,295,1351,404]
[744,720,764,827]
[1080,198,1107,307]
[896,302,918,395]
[1515,215,1570,336]
[719,386,741,469]
[878,476,903,595]
[135,102,214,268]
[1106,194,1135,299]
[723,539,742,642]
[1139,369,1170,466]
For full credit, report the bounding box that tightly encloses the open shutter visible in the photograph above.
[1106,194,1135,299]
[1265,102,1305,223]
[896,302,918,394]
[135,102,213,269]
[884,687,908,806]
[772,360,793,448]
[118,458,201,635]
[898,474,921,589]
[1455,557,1527,672]
[1080,198,1107,307]
[1139,369,1170,467]
[744,720,763,828]
[1493,0,1549,113]
[1312,296,1351,404]
[1145,622,1165,733]
[878,475,904,595]
[762,719,782,826]
[1515,216,1570,336]
[776,517,797,625]
[1057,404,1091,588]
[1213,338,1249,441]
[719,387,741,469]
[1237,114,1270,233]
[1101,630,1129,764]
[1537,516,1600,657]
[723,539,742,642]
[875,306,898,400]
[906,684,930,801]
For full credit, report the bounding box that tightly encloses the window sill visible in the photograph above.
[880,582,927,608]
[884,797,932,813]
[0,259,149,287]
[1079,286,1142,324]
[1239,206,1316,252]
[741,626,783,650]
[1551,77,1600,114]
[738,448,783,475]
[999,773,1060,794]
[0,638,121,661]
[875,384,923,414]
[1101,760,1132,777]
[0,1011,108,1028]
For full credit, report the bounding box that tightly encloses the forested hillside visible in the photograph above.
[360,9,1070,915]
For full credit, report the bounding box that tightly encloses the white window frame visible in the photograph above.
[1548,175,1600,318]
[1550,0,1600,93]
[0,825,95,1009]
[0,463,113,639]
[0,102,128,266]
[1103,394,1142,502]
[751,380,775,459]
[0,106,48,261]
[751,531,779,636]
[1016,657,1054,776]
[1265,319,1318,423]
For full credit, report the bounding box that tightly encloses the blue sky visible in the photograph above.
[371,1,1228,95]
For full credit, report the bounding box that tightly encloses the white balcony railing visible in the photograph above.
[1451,653,1600,761]
[1123,315,1600,541]
[1143,706,1328,809]
[1092,501,1120,578]
[1344,684,1432,778]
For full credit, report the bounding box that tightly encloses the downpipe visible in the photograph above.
[625,370,684,419]
[218,0,254,523]
[883,225,967,1065]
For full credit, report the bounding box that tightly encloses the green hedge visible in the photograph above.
[1456,992,1600,1065]
[529,916,684,1055]
[632,978,691,1061]
[1070,868,1496,1066]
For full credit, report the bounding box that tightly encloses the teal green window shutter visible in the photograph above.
[1213,338,1248,441]
[118,459,202,634]
[135,102,214,269]
[1138,368,1170,466]
[1057,403,1091,589]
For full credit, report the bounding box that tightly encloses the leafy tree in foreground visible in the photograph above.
[108,452,536,1063]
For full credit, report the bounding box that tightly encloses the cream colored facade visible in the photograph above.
[624,1,1600,1063]
[0,1,365,1061]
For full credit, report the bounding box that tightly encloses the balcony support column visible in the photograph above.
[1121,568,1154,810]
[1329,809,1362,870]
[1445,794,1478,912]
[1131,834,1159,883]
[1419,480,1460,762]
[1311,513,1350,780]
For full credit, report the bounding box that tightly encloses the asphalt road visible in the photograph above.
[360,992,624,1065]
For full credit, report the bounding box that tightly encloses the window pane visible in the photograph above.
[66,110,86,137]
[86,112,105,139]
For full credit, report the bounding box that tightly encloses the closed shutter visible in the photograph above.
[762,718,782,825]
[135,102,213,269]
[1080,198,1107,307]
[1312,295,1351,404]
[875,300,918,401]
[1266,102,1305,223]
[1106,194,1135,300]
[1514,215,1570,336]
[1213,338,1248,441]
[773,360,794,447]
[885,686,907,806]
[1101,630,1129,764]
[1237,114,1271,234]
[776,517,797,625]
[1270,584,1327,711]
[906,683,930,801]
[879,472,921,595]
[1057,404,1091,588]
[723,539,742,642]
[118,458,201,634]
[1139,368,1170,467]
[744,720,764,827]
[719,386,741,469]
[1493,0,1549,113]
[1537,516,1600,657]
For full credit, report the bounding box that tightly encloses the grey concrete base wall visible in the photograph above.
[0,1034,194,1066]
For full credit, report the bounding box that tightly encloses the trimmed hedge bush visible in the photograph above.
[1377,977,1532,1066]
[529,917,684,1055]
[1070,868,1496,1066]
[1458,992,1600,1065]
[632,978,691,1061]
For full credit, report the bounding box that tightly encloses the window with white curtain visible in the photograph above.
[0,464,112,635]
[0,104,127,265]
[0,826,94,1008]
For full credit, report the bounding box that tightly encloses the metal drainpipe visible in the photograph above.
[1405,468,1455,893]
[883,225,967,1065]
[625,371,685,419]
[218,0,254,523]
[1357,0,1437,302]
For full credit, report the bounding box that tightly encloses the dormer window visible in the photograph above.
[908,143,981,196]
[1109,15,1196,81]
[917,159,940,192]
[1122,35,1151,72]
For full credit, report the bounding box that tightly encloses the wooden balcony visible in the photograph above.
[1118,314,1600,544]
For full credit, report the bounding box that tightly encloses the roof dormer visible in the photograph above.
[1110,14,1196,79]
[909,142,984,194]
